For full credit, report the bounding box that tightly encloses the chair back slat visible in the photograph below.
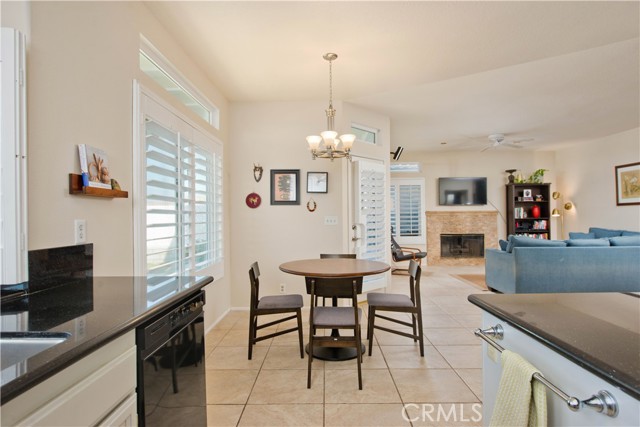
[320,253,356,259]
[305,276,363,297]
[249,261,260,309]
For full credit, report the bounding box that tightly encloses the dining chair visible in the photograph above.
[248,261,304,360]
[367,259,424,357]
[317,254,356,306]
[306,275,364,389]
[391,232,427,275]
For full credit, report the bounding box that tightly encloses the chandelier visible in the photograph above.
[306,53,355,161]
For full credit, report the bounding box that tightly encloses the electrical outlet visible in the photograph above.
[75,219,86,244]
[279,284,286,294]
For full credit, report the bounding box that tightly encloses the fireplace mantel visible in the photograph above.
[426,211,498,266]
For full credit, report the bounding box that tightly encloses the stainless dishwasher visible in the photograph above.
[136,290,206,426]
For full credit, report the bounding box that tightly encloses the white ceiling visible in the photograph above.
[145,1,639,152]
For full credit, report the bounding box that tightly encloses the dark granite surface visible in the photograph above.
[0,275,213,403]
[468,292,640,399]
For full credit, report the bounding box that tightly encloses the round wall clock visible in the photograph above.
[246,192,261,208]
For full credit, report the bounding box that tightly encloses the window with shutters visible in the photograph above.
[390,178,425,245]
[134,85,223,281]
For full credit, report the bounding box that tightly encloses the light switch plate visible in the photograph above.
[324,216,338,226]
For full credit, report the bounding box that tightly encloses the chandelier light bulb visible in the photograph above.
[339,134,356,150]
[306,135,322,150]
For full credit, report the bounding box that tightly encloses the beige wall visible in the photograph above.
[555,128,640,233]
[229,101,346,308]
[398,149,557,242]
[4,1,231,329]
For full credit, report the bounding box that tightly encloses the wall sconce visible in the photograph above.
[552,191,573,239]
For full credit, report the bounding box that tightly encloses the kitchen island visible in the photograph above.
[468,292,639,426]
[1,275,213,425]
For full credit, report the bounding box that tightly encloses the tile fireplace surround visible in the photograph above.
[426,211,499,266]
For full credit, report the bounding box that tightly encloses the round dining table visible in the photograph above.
[279,258,390,361]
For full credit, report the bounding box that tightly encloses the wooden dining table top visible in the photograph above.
[279,258,390,278]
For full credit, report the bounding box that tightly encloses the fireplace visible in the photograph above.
[426,211,498,266]
[440,234,484,258]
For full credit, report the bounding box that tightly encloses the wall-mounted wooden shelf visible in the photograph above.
[69,173,128,198]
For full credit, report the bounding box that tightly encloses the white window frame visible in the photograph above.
[351,123,378,145]
[133,81,224,281]
[390,178,425,246]
[140,35,220,129]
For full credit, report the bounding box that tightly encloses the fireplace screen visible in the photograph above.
[440,234,484,258]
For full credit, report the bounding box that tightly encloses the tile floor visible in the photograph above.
[204,265,490,426]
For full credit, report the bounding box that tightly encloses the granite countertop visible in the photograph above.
[468,292,640,400]
[0,275,213,403]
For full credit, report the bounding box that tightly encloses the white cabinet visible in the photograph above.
[481,312,640,427]
[1,331,137,426]
[0,27,28,286]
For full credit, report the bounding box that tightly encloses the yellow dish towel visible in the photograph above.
[490,350,547,427]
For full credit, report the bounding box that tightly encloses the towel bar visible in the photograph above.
[474,325,619,418]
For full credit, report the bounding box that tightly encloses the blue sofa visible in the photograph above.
[485,228,640,293]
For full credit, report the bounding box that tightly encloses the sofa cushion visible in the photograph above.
[506,235,567,253]
[589,227,623,238]
[609,235,640,246]
[499,239,508,251]
[568,232,595,239]
[565,238,610,247]
[622,230,640,236]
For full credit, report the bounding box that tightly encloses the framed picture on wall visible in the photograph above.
[270,169,300,205]
[307,172,328,193]
[615,162,640,206]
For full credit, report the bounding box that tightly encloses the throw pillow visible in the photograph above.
[507,235,567,253]
[609,236,640,246]
[622,230,640,236]
[565,238,610,247]
[499,239,508,251]
[568,232,595,239]
[589,227,623,239]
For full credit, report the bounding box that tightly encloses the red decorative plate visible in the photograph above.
[246,192,261,208]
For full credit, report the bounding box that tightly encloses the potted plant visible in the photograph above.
[528,169,547,183]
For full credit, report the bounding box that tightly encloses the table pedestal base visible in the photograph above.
[305,344,366,361]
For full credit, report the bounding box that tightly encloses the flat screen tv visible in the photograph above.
[438,177,487,206]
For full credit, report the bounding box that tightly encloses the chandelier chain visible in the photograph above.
[328,58,333,108]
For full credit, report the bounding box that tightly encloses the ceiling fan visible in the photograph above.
[482,133,533,152]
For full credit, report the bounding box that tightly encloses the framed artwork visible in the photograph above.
[270,169,300,205]
[307,172,328,193]
[615,162,640,206]
[523,189,533,201]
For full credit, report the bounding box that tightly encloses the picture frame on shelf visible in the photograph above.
[523,189,533,201]
[270,169,300,205]
[615,162,640,206]
[307,172,328,193]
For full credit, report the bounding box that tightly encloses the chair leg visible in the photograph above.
[367,306,375,356]
[411,312,418,343]
[296,309,304,359]
[307,322,314,388]
[416,311,425,357]
[356,325,363,390]
[248,314,255,360]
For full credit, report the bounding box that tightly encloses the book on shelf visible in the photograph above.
[78,144,112,189]
[515,232,549,239]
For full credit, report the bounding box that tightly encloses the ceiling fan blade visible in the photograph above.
[503,143,523,149]
[480,145,493,152]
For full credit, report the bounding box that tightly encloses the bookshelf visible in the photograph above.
[506,183,551,239]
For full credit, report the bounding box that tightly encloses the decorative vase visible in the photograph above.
[531,205,541,218]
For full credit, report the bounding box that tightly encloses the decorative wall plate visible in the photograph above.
[246,192,261,208]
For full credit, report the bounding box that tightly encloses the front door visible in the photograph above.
[350,158,388,292]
